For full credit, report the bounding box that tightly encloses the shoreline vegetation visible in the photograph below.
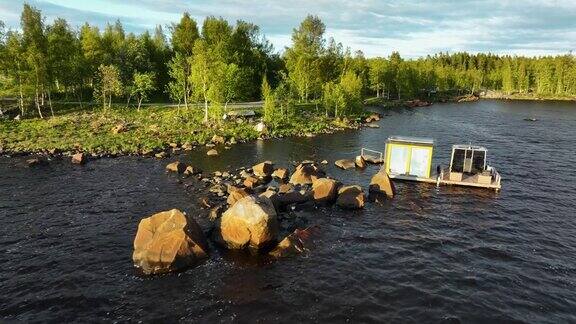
[0,102,369,157]
[1,5,576,159]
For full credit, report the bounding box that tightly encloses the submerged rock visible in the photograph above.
[206,149,218,156]
[26,157,47,167]
[269,228,313,258]
[216,196,278,250]
[369,170,395,198]
[336,185,365,209]
[132,209,208,275]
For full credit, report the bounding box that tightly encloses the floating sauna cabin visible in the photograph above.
[375,136,502,191]
[384,136,434,178]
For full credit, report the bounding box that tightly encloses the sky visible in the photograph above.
[1,0,575,58]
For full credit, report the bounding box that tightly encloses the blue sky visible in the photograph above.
[1,0,575,58]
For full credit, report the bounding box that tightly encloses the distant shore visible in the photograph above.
[479,90,576,102]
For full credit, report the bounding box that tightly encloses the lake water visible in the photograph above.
[1,100,575,323]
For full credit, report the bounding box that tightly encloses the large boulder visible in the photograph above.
[216,196,278,250]
[253,161,274,177]
[132,209,208,275]
[336,185,365,209]
[227,187,250,206]
[289,162,325,185]
[166,161,186,173]
[369,170,395,198]
[335,159,356,170]
[312,178,339,204]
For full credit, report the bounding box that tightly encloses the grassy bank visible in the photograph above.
[0,105,363,156]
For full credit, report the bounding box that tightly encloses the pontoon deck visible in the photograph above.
[362,137,502,191]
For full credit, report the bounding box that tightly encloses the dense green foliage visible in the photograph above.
[3,5,574,122]
[368,52,576,99]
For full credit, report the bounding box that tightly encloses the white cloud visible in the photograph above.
[0,0,574,57]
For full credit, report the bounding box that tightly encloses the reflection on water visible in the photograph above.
[1,100,576,322]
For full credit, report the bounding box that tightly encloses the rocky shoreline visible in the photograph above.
[134,156,395,275]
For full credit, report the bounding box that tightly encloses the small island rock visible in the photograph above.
[369,170,395,198]
[216,196,278,250]
[132,209,208,275]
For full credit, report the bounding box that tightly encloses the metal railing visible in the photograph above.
[361,148,383,160]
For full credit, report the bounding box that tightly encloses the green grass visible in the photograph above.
[0,105,363,155]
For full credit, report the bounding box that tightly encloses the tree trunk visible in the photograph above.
[48,90,54,117]
[77,87,84,110]
[204,98,209,123]
[35,88,43,119]
[126,94,132,108]
[108,94,112,110]
[184,88,188,110]
[18,80,25,117]
[137,97,143,111]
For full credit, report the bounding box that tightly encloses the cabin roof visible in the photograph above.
[452,144,487,151]
[387,136,434,146]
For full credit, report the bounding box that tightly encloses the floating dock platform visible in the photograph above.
[362,136,502,191]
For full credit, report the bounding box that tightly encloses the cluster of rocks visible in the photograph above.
[457,94,480,103]
[335,154,373,170]
[405,99,432,108]
[133,159,396,275]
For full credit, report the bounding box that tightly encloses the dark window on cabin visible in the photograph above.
[472,150,486,173]
[452,149,465,172]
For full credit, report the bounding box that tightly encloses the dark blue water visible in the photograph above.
[1,100,575,323]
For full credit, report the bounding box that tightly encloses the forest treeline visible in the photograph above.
[1,4,575,121]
